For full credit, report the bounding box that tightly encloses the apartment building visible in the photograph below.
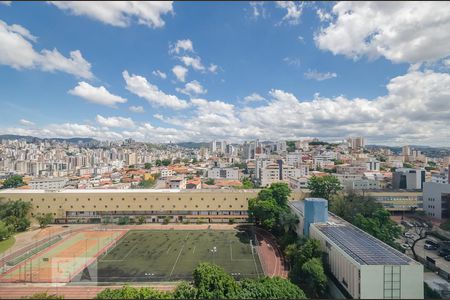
[29,177,68,190]
[392,168,425,190]
[207,167,240,180]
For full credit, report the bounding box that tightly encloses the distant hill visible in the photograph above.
[0,135,97,144]
[367,144,450,157]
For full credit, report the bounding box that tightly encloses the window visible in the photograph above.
[88,198,90,201]
[36,205,40,208]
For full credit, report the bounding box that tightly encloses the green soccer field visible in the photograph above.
[90,230,264,282]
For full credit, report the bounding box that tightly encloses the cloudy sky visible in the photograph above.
[1,1,450,146]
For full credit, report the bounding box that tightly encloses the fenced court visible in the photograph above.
[77,229,264,282]
[0,230,125,283]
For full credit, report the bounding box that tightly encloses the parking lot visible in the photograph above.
[398,220,450,275]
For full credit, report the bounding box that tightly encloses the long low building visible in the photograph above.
[289,199,423,299]
[0,188,303,224]
[364,190,423,212]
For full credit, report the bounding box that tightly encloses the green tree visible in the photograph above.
[117,216,129,225]
[95,286,170,299]
[240,177,254,189]
[144,162,153,169]
[2,175,24,189]
[278,211,298,234]
[286,141,296,153]
[193,263,240,299]
[155,159,163,167]
[238,277,306,299]
[36,213,54,228]
[329,192,381,223]
[162,159,171,166]
[173,281,198,299]
[138,179,156,189]
[22,292,64,299]
[299,258,327,298]
[0,220,13,240]
[352,209,402,247]
[248,198,281,231]
[307,175,342,200]
[287,239,322,284]
[267,182,291,206]
[136,216,146,225]
[205,178,215,185]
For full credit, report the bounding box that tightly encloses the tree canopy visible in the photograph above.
[1,175,24,189]
[307,175,342,200]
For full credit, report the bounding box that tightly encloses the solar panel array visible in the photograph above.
[318,225,412,265]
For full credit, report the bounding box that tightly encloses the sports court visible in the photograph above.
[87,229,264,282]
[0,230,125,283]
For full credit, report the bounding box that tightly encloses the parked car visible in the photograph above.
[438,248,450,257]
[401,243,411,250]
[425,240,440,248]
[445,255,450,262]
[401,220,414,228]
[424,243,438,250]
[404,232,415,238]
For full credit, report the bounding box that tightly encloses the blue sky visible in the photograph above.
[1,1,450,145]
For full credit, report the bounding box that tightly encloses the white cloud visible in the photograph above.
[50,1,173,28]
[0,20,93,79]
[276,1,303,25]
[176,80,207,96]
[315,2,450,64]
[19,119,35,126]
[179,56,205,71]
[129,105,145,113]
[316,8,332,22]
[172,65,188,82]
[283,57,301,67]
[123,70,189,109]
[5,70,450,145]
[96,115,135,128]
[304,69,337,81]
[249,2,266,19]
[244,93,265,103]
[68,81,127,107]
[444,59,450,67]
[169,39,194,54]
[152,69,167,79]
[208,64,218,73]
[0,1,11,6]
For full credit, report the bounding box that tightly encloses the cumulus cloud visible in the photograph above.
[0,1,11,6]
[244,93,265,103]
[50,1,173,28]
[178,56,205,71]
[169,39,194,54]
[176,80,207,97]
[276,1,303,25]
[19,119,35,126]
[123,70,189,109]
[0,19,93,79]
[315,2,450,64]
[129,105,145,113]
[172,65,188,82]
[68,81,127,107]
[96,115,135,128]
[152,69,167,79]
[304,69,337,81]
[5,70,450,145]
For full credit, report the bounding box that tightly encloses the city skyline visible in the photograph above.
[1,2,450,146]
